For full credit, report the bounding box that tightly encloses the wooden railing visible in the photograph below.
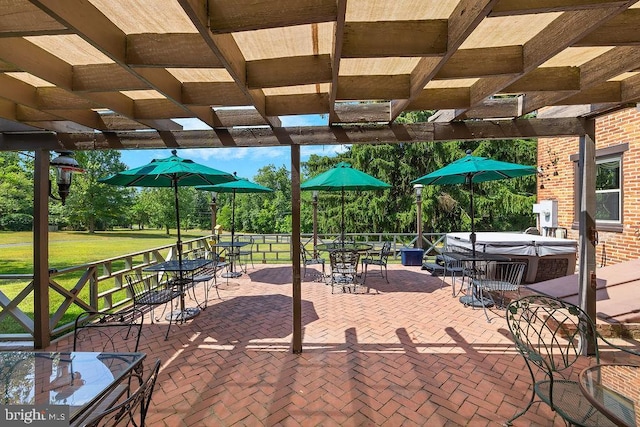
[0,232,446,343]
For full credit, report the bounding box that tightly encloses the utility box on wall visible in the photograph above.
[533,200,558,230]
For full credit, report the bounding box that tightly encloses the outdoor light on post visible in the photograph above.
[414,184,423,249]
[49,151,83,205]
[210,191,218,237]
[312,190,319,257]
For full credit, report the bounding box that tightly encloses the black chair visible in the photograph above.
[236,236,255,272]
[361,241,391,283]
[329,250,360,293]
[125,274,181,340]
[189,250,229,306]
[73,309,143,354]
[83,358,161,427]
[505,295,640,426]
[301,243,325,280]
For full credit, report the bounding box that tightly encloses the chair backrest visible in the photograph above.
[379,241,392,261]
[73,308,143,353]
[488,261,526,285]
[506,295,600,376]
[330,250,360,270]
[83,359,161,427]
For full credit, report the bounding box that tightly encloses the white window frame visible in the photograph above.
[595,156,622,224]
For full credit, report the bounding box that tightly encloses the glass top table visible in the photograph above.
[579,363,640,427]
[316,242,373,252]
[0,351,145,426]
[211,241,249,279]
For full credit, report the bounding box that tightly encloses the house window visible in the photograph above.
[595,157,621,222]
[571,143,627,232]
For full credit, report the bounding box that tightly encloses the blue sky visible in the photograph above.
[119,114,347,180]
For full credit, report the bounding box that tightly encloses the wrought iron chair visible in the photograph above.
[83,359,161,427]
[329,250,361,293]
[236,235,255,272]
[505,295,640,426]
[73,308,144,354]
[125,273,181,340]
[301,243,325,280]
[473,261,526,322]
[189,249,229,307]
[361,241,391,283]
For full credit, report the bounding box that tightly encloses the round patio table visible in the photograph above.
[316,242,373,252]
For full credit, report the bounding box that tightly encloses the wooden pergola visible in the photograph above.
[2,0,638,350]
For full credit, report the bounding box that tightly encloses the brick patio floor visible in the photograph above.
[47,263,640,426]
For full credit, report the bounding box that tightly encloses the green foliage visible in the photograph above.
[0,213,33,231]
[64,150,133,232]
[0,152,33,229]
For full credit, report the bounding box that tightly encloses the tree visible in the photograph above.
[57,150,133,232]
[0,152,33,230]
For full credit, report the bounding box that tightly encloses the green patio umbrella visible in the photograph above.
[301,162,391,242]
[411,150,536,304]
[411,150,536,249]
[99,150,236,266]
[197,176,273,244]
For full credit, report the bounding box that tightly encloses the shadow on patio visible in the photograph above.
[46,264,638,426]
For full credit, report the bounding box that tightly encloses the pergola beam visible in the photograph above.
[0,118,588,151]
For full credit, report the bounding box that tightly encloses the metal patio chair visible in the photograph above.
[329,250,361,293]
[361,241,391,283]
[301,243,325,280]
[473,261,526,322]
[84,359,161,427]
[505,295,640,426]
[125,274,181,341]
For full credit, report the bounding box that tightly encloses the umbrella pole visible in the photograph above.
[341,188,345,245]
[469,174,476,257]
[173,176,188,318]
[173,176,182,269]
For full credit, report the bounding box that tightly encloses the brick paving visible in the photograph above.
[48,263,640,426]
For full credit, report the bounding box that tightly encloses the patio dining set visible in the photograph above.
[301,239,393,294]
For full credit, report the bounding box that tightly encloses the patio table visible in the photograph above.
[212,241,249,278]
[316,242,373,253]
[143,258,212,321]
[579,363,640,427]
[0,351,145,427]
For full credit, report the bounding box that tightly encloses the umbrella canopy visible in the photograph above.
[411,150,537,253]
[99,150,236,266]
[197,177,273,243]
[301,162,391,241]
[412,152,538,186]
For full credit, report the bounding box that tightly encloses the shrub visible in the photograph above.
[1,213,33,231]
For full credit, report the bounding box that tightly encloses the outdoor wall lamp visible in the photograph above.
[49,151,83,205]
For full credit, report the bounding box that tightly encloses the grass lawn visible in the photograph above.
[0,228,212,336]
[0,229,212,274]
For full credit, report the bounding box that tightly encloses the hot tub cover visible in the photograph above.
[446,232,577,257]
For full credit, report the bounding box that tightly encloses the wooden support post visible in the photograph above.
[291,145,302,354]
[578,118,597,355]
[34,150,50,349]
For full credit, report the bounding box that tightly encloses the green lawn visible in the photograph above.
[0,229,212,274]
[0,228,212,336]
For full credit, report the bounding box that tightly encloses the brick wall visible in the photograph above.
[538,107,640,266]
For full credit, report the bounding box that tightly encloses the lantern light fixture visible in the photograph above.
[49,151,83,205]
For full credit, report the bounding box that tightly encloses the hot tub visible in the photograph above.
[445,232,578,283]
